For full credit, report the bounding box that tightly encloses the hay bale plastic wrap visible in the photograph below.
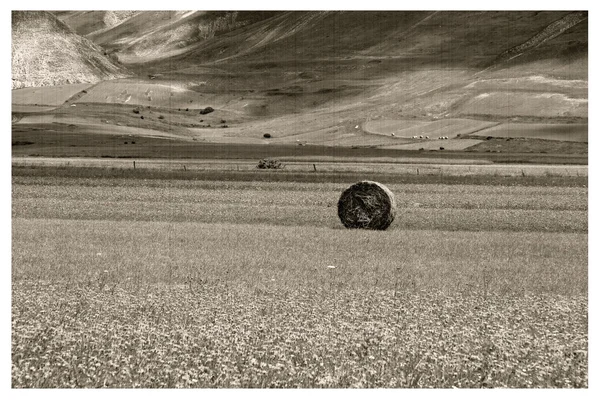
[337,181,396,230]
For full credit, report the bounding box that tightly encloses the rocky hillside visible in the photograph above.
[52,11,139,36]
[12,11,128,89]
[53,11,279,63]
[55,11,587,76]
[14,11,587,125]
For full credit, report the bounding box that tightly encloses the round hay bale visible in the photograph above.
[337,181,396,230]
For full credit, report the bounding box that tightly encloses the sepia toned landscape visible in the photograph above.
[12,10,587,388]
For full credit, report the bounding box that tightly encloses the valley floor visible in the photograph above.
[11,166,588,388]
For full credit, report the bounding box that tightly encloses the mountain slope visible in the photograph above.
[53,11,587,78]
[53,11,139,36]
[57,11,279,64]
[13,11,588,150]
[12,11,128,89]
[122,11,585,73]
[492,12,587,66]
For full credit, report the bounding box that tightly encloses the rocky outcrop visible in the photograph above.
[12,11,128,89]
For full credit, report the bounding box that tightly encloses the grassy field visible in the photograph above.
[473,123,588,142]
[363,118,496,139]
[12,157,591,180]
[11,83,93,107]
[11,165,589,187]
[10,124,589,164]
[75,79,212,109]
[11,166,588,388]
[455,92,588,120]
[464,136,589,155]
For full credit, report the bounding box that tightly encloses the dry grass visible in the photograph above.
[471,123,588,143]
[75,80,208,109]
[363,118,496,139]
[12,176,587,232]
[12,83,93,106]
[11,171,588,388]
[456,91,587,119]
[12,281,587,388]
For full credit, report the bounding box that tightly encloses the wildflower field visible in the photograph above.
[11,167,588,388]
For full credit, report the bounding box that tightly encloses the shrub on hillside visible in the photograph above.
[200,107,214,115]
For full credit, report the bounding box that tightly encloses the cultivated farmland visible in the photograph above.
[363,119,496,139]
[473,123,588,142]
[12,166,588,388]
